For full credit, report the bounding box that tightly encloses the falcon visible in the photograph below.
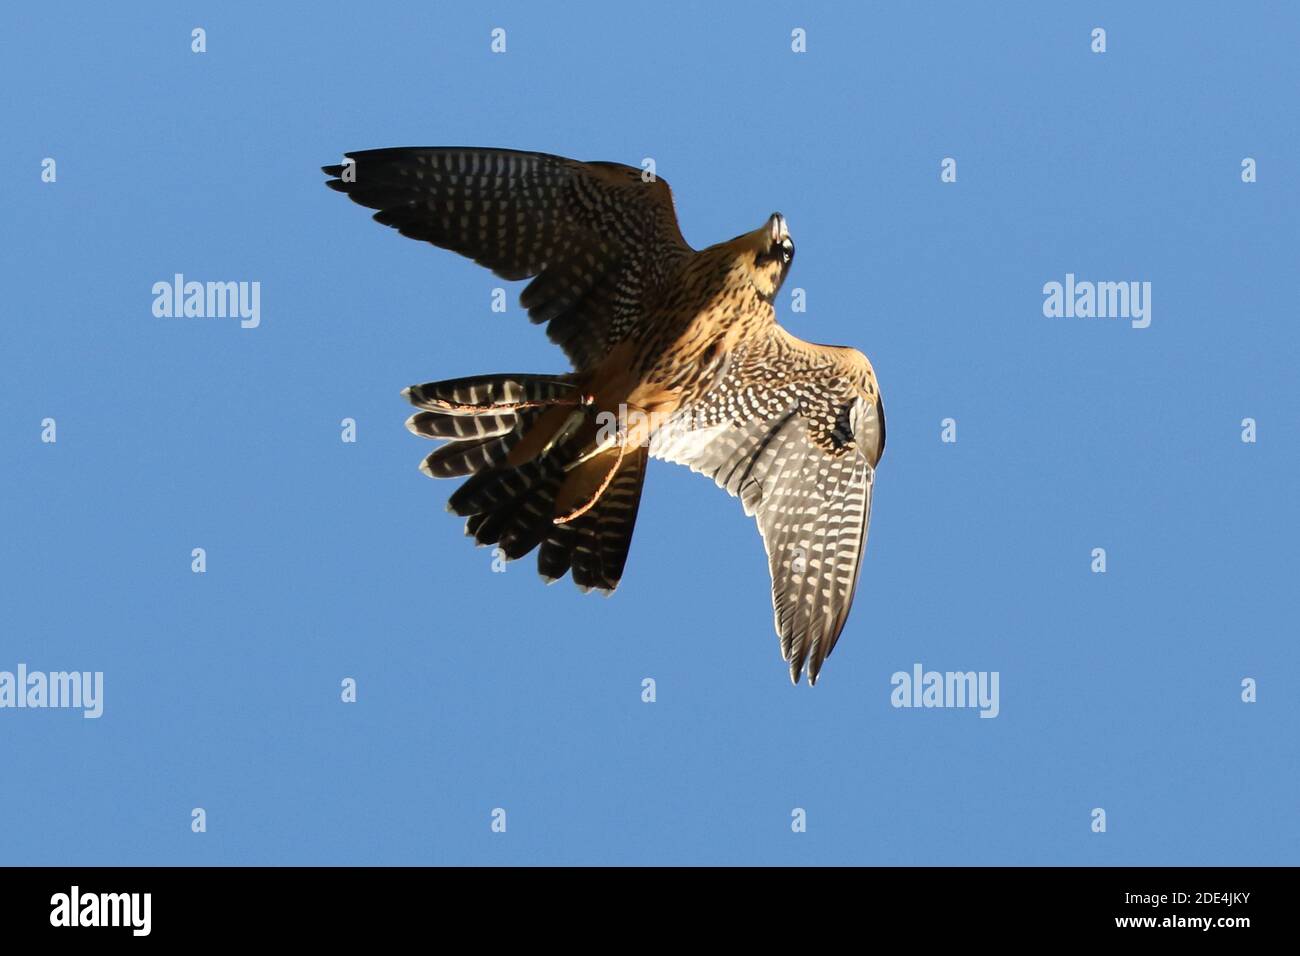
[323,148,885,684]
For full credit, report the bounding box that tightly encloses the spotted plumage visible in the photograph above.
[324,147,885,684]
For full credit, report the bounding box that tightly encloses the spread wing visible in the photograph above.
[650,327,885,684]
[322,147,692,371]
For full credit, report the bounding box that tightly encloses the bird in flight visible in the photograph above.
[323,148,885,684]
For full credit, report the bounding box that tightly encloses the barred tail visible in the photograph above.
[404,374,648,593]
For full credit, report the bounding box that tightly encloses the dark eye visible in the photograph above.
[780,239,794,263]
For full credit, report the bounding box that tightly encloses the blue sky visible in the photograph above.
[2,1,1296,865]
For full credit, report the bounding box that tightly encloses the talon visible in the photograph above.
[565,428,626,472]
[542,409,586,457]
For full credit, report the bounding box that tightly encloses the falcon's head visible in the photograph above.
[746,213,795,303]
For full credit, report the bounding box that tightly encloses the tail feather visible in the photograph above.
[464,512,492,541]
[537,524,576,582]
[405,374,575,413]
[593,445,648,585]
[405,373,648,592]
[406,410,515,441]
[496,467,566,560]
[468,507,513,547]
[447,454,562,516]
[570,517,605,592]
[420,434,513,478]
